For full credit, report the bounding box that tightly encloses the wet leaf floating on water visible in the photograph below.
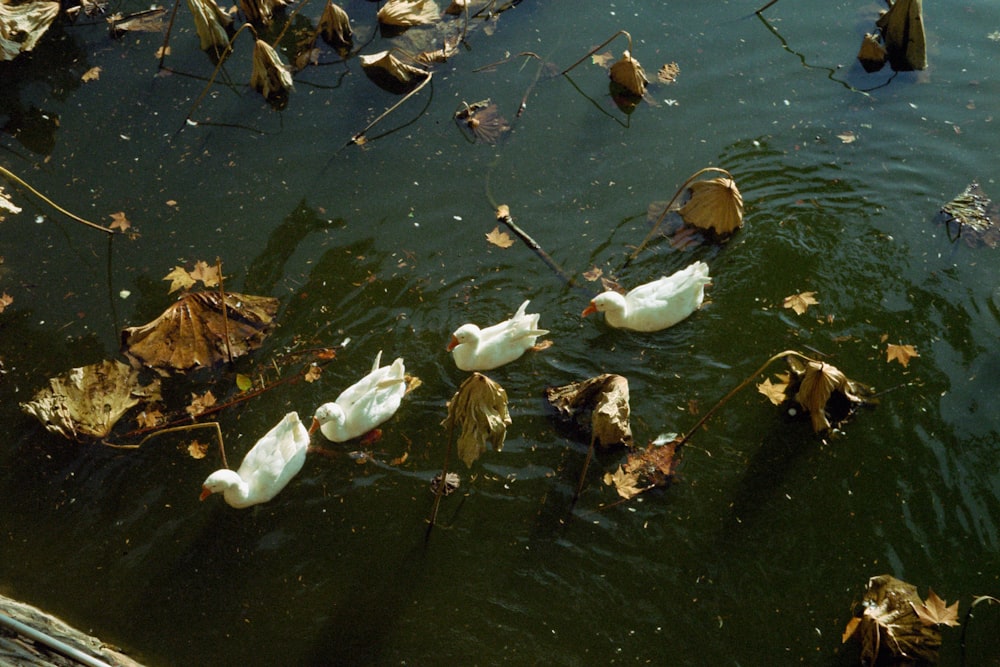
[591,51,614,68]
[251,38,294,104]
[163,262,220,293]
[782,290,818,315]
[912,589,960,628]
[1,186,21,217]
[186,390,216,417]
[857,32,887,73]
[656,61,679,84]
[609,49,648,97]
[377,0,439,27]
[415,36,460,65]
[875,0,926,71]
[441,372,510,468]
[886,343,918,367]
[359,50,430,93]
[239,0,291,26]
[604,435,680,499]
[0,0,59,61]
[121,291,279,375]
[454,99,510,144]
[0,292,13,313]
[81,66,101,82]
[185,0,233,52]
[787,356,874,433]
[842,575,952,665]
[107,7,168,39]
[545,374,632,448]
[756,375,789,406]
[485,226,515,248]
[20,360,162,440]
[939,181,999,248]
[677,176,744,236]
[187,439,209,459]
[318,1,352,50]
[108,211,131,231]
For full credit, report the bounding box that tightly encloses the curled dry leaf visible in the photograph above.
[786,355,875,433]
[184,0,232,52]
[20,360,162,440]
[875,0,926,71]
[187,439,209,459]
[359,50,429,93]
[107,7,168,39]
[857,32,887,73]
[609,49,648,97]
[251,38,294,103]
[0,292,13,313]
[454,100,510,145]
[656,62,679,84]
[121,291,279,375]
[886,343,918,367]
[239,0,291,26]
[939,181,999,248]
[843,575,945,664]
[677,176,744,236]
[0,0,59,61]
[377,0,438,27]
[441,372,510,467]
[604,435,679,499]
[319,1,352,49]
[545,374,632,447]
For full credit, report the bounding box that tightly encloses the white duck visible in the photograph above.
[447,299,549,371]
[581,260,711,332]
[310,350,406,443]
[200,411,310,509]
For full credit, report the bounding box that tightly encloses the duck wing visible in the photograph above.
[238,412,309,501]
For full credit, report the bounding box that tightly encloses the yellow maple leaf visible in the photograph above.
[591,51,614,68]
[304,365,322,383]
[187,439,208,459]
[911,589,960,627]
[109,211,131,231]
[163,266,196,293]
[657,62,680,84]
[81,66,101,82]
[603,465,644,500]
[485,226,515,249]
[757,377,788,406]
[0,291,12,313]
[186,390,216,417]
[135,409,163,429]
[886,343,918,367]
[783,291,819,315]
[189,260,220,288]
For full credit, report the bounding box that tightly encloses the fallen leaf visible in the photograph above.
[485,226,515,248]
[845,575,944,664]
[609,49,648,97]
[783,291,818,315]
[591,50,614,68]
[454,100,510,144]
[250,38,293,104]
[377,0,439,26]
[836,131,857,144]
[187,439,208,459]
[186,390,216,418]
[155,45,170,58]
[188,260,220,288]
[677,176,744,236]
[319,1,352,49]
[135,408,163,429]
[656,62,679,84]
[886,343,919,367]
[603,465,643,499]
[304,365,322,383]
[441,372,510,467]
[0,291,12,313]
[20,360,161,440]
[545,374,632,447]
[582,266,603,281]
[756,377,787,406]
[938,182,999,248]
[81,66,101,82]
[787,356,874,433]
[235,373,253,391]
[912,589,960,628]
[109,211,131,231]
[163,266,196,293]
[359,50,429,93]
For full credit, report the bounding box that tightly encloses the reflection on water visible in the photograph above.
[2,1,1000,665]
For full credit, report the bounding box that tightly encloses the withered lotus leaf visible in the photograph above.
[857,32,887,73]
[545,374,632,447]
[939,181,999,248]
[0,0,59,61]
[20,360,162,440]
[319,1,352,49]
[250,38,294,102]
[787,356,874,433]
[239,0,292,25]
[185,0,232,52]
[441,372,510,468]
[875,0,926,71]
[121,291,279,375]
[677,176,744,236]
[843,575,944,664]
[376,0,439,27]
[444,0,468,15]
[609,50,648,97]
[360,50,429,93]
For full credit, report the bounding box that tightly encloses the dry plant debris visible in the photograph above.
[441,372,510,467]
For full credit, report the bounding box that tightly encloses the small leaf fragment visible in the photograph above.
[187,439,208,459]
[485,226,515,249]
[163,266,196,293]
[886,343,919,367]
[783,291,818,315]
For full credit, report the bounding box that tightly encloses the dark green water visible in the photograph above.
[2,0,999,664]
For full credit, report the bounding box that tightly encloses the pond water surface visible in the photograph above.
[2,0,1000,665]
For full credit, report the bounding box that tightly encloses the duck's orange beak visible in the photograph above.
[308,418,320,435]
[446,335,459,351]
[581,302,598,317]
[199,486,212,501]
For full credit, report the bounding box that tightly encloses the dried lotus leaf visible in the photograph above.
[239,0,292,26]
[857,32,886,73]
[377,0,438,27]
[319,1,352,49]
[250,38,293,103]
[785,356,874,433]
[0,0,59,61]
[20,360,162,440]
[677,176,744,236]
[545,374,632,447]
[845,575,943,665]
[609,49,648,97]
[121,291,279,375]
[939,181,999,247]
[360,50,429,93]
[444,0,467,15]
[875,0,926,71]
[441,372,510,467]
[185,0,232,52]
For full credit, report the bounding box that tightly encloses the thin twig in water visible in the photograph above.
[351,72,433,146]
[0,166,117,234]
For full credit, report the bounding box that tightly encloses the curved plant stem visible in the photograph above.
[756,0,781,12]
[561,29,633,75]
[961,595,1000,665]
[216,257,234,364]
[426,407,457,538]
[157,0,182,70]
[105,421,229,469]
[0,165,116,234]
[623,166,732,268]
[184,23,258,126]
[351,71,433,146]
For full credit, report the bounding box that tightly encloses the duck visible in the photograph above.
[200,411,310,508]
[581,260,711,332]
[310,350,406,443]
[447,299,549,371]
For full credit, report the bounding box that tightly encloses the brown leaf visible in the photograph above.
[609,50,648,97]
[377,0,438,27]
[109,211,131,231]
[441,373,510,467]
[454,101,510,144]
[912,589,960,628]
[0,291,12,313]
[656,62,679,84]
[81,66,101,82]
[319,1,352,49]
[304,365,322,383]
[187,439,208,459]
[136,408,163,429]
[163,266,196,293]
[359,50,429,93]
[186,390,216,418]
[886,343,919,367]
[20,360,161,440]
[845,575,944,664]
[545,374,632,447]
[605,435,681,498]
[603,465,643,499]
[188,260,220,288]
[485,226,515,249]
[582,266,603,282]
[756,377,788,406]
[787,357,873,433]
[591,51,614,68]
[121,291,279,374]
[250,38,293,103]
[677,176,744,236]
[783,291,818,315]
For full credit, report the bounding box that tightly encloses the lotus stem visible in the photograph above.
[755,0,781,12]
[351,70,432,145]
[495,205,576,287]
[106,422,229,469]
[216,257,234,364]
[157,0,182,70]
[426,403,457,537]
[572,431,597,506]
[0,165,116,234]
[961,595,1000,663]
[560,29,633,75]
[623,166,733,268]
[184,23,258,125]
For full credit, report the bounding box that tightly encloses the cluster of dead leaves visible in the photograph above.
[843,575,958,664]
